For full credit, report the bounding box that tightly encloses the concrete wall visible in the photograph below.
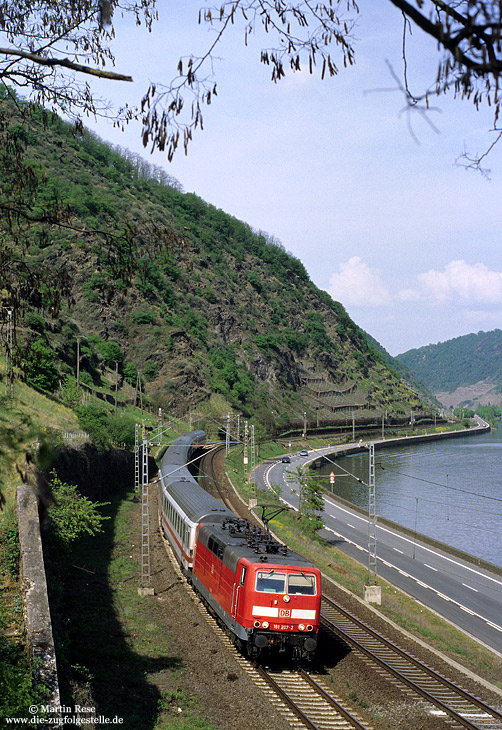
[17,485,60,706]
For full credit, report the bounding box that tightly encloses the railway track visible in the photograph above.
[321,595,502,730]
[198,445,502,730]
[256,666,371,729]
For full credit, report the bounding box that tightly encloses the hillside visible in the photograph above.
[1,98,432,431]
[396,330,502,409]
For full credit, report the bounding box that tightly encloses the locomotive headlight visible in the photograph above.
[306,625,313,632]
[298,624,305,631]
[283,595,290,603]
[262,621,269,629]
[254,620,261,628]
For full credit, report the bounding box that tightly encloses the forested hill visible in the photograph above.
[396,330,502,403]
[2,96,430,430]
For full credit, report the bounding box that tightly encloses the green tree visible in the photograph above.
[19,339,59,392]
[59,375,83,409]
[285,466,325,534]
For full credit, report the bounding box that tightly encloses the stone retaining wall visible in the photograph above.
[17,485,60,706]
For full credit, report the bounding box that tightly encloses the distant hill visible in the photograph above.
[1,97,433,431]
[396,330,502,408]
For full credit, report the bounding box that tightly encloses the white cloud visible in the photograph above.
[417,260,502,304]
[327,257,390,306]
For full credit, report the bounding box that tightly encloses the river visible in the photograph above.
[318,425,502,568]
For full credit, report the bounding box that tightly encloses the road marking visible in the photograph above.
[323,496,502,589]
[486,621,502,633]
[460,606,476,615]
[414,580,429,589]
[436,592,451,602]
[462,583,478,592]
[424,564,438,571]
[393,548,404,554]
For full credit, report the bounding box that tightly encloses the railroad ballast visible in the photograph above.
[158,431,322,660]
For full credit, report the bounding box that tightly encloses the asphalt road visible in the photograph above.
[252,436,502,657]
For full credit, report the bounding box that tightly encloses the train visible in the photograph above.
[157,431,322,660]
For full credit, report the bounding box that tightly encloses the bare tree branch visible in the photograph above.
[0,46,133,82]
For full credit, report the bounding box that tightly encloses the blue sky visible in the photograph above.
[84,2,502,355]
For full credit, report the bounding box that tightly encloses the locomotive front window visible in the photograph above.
[256,571,286,593]
[288,573,316,595]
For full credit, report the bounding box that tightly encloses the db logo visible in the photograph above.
[279,609,291,618]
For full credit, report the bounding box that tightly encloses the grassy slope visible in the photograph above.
[4,101,432,425]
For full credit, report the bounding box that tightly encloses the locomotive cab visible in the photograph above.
[234,560,322,660]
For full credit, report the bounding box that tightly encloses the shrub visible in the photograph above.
[96,340,124,368]
[131,309,156,325]
[59,375,83,409]
[24,312,46,334]
[75,403,110,450]
[107,413,136,449]
[46,472,109,551]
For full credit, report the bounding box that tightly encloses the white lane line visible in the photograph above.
[393,548,404,554]
[436,592,451,602]
[323,496,502,589]
[424,564,438,571]
[462,583,479,592]
[415,580,429,589]
[486,621,502,633]
[281,477,502,638]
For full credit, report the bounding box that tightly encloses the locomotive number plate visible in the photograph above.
[272,624,294,631]
[279,609,291,618]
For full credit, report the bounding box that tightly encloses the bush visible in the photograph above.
[46,472,109,551]
[131,309,156,325]
[96,340,124,368]
[75,403,111,449]
[59,375,83,409]
[24,312,46,334]
[107,413,137,449]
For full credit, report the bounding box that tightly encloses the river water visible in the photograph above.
[318,426,502,568]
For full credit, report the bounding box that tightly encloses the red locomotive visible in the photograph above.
[158,431,321,660]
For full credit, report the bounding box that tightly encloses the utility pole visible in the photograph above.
[139,438,154,596]
[114,360,119,417]
[250,424,255,475]
[364,442,381,605]
[3,307,13,398]
[243,421,249,473]
[226,412,231,455]
[303,411,307,440]
[134,424,140,499]
[76,336,81,386]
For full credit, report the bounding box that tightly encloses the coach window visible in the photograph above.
[288,573,316,595]
[256,571,286,594]
[239,566,247,586]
